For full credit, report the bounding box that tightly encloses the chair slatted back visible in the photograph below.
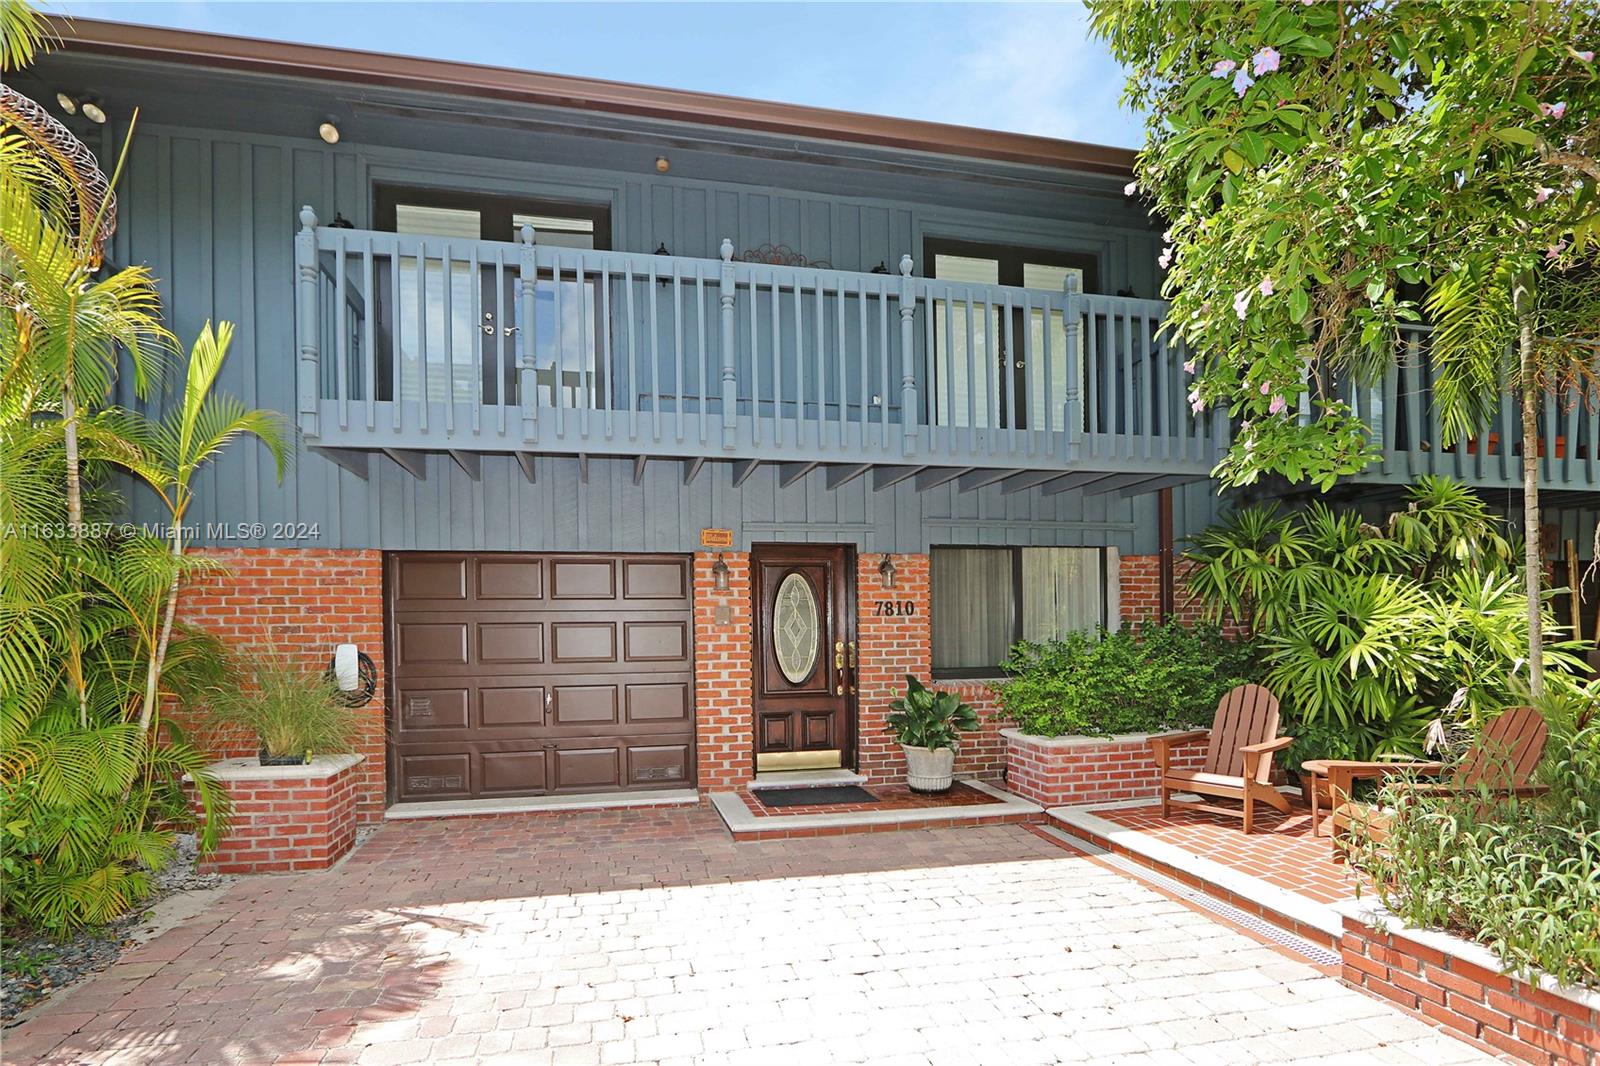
[1202,684,1281,782]
[1455,705,1548,790]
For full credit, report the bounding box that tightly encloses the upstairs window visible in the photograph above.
[930,546,1114,677]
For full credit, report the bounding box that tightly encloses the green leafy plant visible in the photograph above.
[1185,479,1586,762]
[205,654,357,762]
[1348,699,1600,989]
[995,622,1260,739]
[886,676,980,752]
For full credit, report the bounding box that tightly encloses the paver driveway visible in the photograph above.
[3,803,1493,1066]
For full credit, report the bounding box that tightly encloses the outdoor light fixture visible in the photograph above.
[55,91,77,115]
[878,554,897,588]
[80,98,107,124]
[318,120,341,145]
[712,552,730,591]
[655,155,670,173]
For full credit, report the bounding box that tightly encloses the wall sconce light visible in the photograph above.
[655,155,670,173]
[55,91,78,115]
[328,213,355,229]
[654,242,671,256]
[80,98,107,124]
[711,552,730,591]
[878,554,897,588]
[318,120,341,145]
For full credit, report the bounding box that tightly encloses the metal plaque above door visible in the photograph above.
[751,544,856,772]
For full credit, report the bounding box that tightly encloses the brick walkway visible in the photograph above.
[1094,801,1367,905]
[3,803,1491,1065]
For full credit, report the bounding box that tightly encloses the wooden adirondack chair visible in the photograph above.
[1328,704,1549,857]
[1149,684,1293,833]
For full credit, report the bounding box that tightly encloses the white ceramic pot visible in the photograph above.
[901,743,957,793]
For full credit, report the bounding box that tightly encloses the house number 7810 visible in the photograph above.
[874,600,917,617]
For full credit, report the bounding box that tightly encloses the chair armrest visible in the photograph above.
[1324,759,1445,807]
[1240,735,1293,779]
[1148,730,1209,774]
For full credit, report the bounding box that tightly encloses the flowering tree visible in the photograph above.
[1090,0,1600,696]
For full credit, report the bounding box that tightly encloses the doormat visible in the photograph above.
[755,785,879,808]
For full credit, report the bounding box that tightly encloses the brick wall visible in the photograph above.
[1119,554,1209,627]
[1003,730,1210,807]
[855,553,933,783]
[176,549,387,824]
[1339,911,1600,1064]
[694,551,754,790]
[197,757,363,875]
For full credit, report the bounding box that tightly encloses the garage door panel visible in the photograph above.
[478,622,545,664]
[623,559,689,600]
[481,750,549,794]
[624,620,688,662]
[397,753,471,800]
[397,622,469,667]
[390,552,695,802]
[551,622,616,663]
[477,559,543,600]
[396,687,470,732]
[481,685,545,728]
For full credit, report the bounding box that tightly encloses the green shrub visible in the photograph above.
[1185,477,1589,762]
[1349,710,1600,989]
[995,621,1260,738]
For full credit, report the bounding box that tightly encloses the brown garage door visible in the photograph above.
[387,552,695,802]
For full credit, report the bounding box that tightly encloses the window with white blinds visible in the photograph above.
[931,546,1114,676]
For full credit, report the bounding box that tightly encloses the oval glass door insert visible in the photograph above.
[773,572,820,685]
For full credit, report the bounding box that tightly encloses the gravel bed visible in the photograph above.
[1,834,236,1025]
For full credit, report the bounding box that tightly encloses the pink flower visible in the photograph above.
[1233,68,1256,97]
[1576,50,1595,63]
[1183,359,1196,375]
[1259,380,1271,396]
[1158,247,1173,269]
[1269,395,1288,415]
[1188,388,1205,414]
[1536,186,1555,203]
[1258,276,1274,296]
[1124,180,1138,197]
[1233,287,1252,319]
[1547,241,1568,260]
[1211,59,1237,78]
[1540,101,1567,119]
[1253,47,1281,75]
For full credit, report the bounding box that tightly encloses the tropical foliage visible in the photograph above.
[886,676,980,753]
[995,622,1260,739]
[1348,696,1600,989]
[1089,0,1600,697]
[1,7,286,932]
[1185,477,1586,761]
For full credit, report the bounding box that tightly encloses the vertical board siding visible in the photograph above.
[106,120,1220,555]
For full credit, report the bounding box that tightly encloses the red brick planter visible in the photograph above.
[1335,901,1600,1064]
[197,754,364,875]
[1002,728,1207,807]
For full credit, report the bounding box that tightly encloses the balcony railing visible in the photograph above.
[293,208,1221,486]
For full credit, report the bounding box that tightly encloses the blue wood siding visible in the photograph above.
[100,119,1222,554]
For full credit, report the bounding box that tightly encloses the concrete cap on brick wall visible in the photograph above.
[1001,728,1208,749]
[203,753,366,782]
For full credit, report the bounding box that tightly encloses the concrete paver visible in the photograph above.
[2,803,1492,1065]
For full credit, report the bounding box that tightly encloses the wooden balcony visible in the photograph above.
[292,208,1222,497]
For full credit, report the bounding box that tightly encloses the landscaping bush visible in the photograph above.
[995,621,1260,738]
[1349,702,1600,989]
[1185,477,1588,761]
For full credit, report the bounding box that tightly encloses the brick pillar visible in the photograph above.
[176,548,387,824]
[693,551,754,790]
[855,553,931,783]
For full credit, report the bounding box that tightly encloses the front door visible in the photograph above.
[751,544,856,771]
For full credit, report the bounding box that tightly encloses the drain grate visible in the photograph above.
[1039,825,1343,968]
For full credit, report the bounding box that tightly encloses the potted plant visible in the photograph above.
[208,653,357,765]
[886,675,980,793]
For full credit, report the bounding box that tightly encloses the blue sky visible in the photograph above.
[54,1,1145,148]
